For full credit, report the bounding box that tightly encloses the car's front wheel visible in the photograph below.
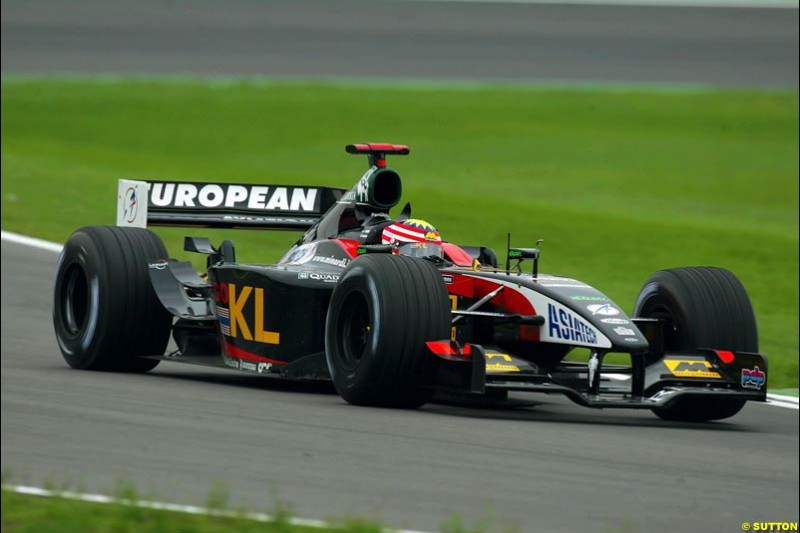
[634,267,758,422]
[325,254,451,408]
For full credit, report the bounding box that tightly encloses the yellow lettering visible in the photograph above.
[663,359,721,379]
[229,284,253,340]
[664,359,712,372]
[254,288,280,345]
[449,295,458,342]
[486,352,512,362]
[486,363,520,373]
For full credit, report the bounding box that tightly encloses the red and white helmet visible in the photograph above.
[381,219,442,245]
[381,219,443,259]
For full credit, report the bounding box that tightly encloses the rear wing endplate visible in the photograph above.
[116,179,346,231]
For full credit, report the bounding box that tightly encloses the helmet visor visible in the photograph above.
[396,242,443,259]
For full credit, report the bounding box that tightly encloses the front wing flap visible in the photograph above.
[427,342,768,409]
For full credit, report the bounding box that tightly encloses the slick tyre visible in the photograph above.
[53,226,172,372]
[634,267,758,422]
[325,254,451,408]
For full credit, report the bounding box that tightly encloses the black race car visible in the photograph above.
[53,143,768,422]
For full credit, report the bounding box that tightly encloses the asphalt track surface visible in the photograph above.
[1,238,798,531]
[1,0,798,87]
[1,1,799,530]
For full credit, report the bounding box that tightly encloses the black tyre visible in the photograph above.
[53,226,173,372]
[325,254,451,408]
[634,267,758,422]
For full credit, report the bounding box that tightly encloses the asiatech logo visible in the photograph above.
[547,304,598,345]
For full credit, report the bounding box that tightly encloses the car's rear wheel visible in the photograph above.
[53,226,172,372]
[325,254,451,408]
[634,267,758,422]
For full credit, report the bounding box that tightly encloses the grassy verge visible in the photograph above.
[1,78,797,387]
[0,488,381,533]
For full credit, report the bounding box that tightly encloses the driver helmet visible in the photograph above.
[381,219,443,259]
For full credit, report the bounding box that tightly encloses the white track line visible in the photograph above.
[2,484,431,533]
[766,394,799,410]
[2,230,798,408]
[404,0,798,9]
[765,399,799,410]
[1,230,63,253]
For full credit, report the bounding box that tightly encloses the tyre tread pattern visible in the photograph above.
[634,266,757,422]
[326,254,450,408]
[53,226,172,372]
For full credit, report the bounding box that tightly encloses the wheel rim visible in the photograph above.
[60,262,90,337]
[337,290,371,371]
[640,299,686,351]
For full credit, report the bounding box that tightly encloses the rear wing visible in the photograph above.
[116,179,347,231]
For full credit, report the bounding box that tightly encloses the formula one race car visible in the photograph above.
[53,143,768,422]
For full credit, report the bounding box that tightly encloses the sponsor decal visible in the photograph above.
[311,256,350,268]
[123,187,138,223]
[217,304,231,336]
[663,359,722,379]
[148,261,168,270]
[240,360,258,372]
[221,214,318,225]
[601,318,630,325]
[486,363,521,373]
[442,275,454,284]
[547,304,598,345]
[213,282,280,345]
[117,179,148,227]
[449,295,458,342]
[227,358,274,374]
[587,304,620,316]
[298,272,340,283]
[486,353,520,372]
[624,338,641,343]
[356,173,370,203]
[570,295,608,301]
[537,283,590,288]
[148,182,319,212]
[741,366,766,390]
[613,327,636,336]
[536,277,589,288]
[282,243,317,265]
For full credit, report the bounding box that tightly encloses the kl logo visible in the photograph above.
[214,282,280,345]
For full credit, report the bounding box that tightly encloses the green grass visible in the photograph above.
[1,77,797,388]
[0,488,381,533]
